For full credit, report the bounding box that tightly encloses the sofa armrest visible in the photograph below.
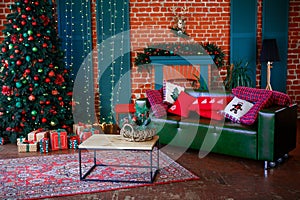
[257,104,297,161]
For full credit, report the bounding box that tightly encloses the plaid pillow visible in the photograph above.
[232,86,273,125]
[146,89,168,118]
[271,90,291,106]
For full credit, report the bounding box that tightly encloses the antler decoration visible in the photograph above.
[170,5,188,36]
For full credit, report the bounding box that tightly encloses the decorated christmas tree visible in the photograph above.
[0,0,74,142]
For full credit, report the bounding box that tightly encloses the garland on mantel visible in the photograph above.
[134,42,225,72]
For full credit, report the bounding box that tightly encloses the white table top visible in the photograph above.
[78,134,159,151]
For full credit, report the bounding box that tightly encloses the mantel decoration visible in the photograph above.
[120,99,156,142]
[170,5,189,38]
[134,42,225,72]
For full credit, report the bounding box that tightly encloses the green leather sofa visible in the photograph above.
[150,90,297,169]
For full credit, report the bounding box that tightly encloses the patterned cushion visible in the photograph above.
[232,86,273,125]
[271,90,291,106]
[163,81,185,104]
[146,89,168,118]
[223,97,254,123]
[168,91,196,117]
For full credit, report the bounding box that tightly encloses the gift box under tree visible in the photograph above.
[78,128,100,143]
[28,129,49,142]
[50,129,68,150]
[17,138,38,153]
[73,123,92,136]
[0,136,9,145]
[68,135,79,149]
[39,138,50,153]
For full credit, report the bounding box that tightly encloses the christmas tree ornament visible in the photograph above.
[16,102,22,108]
[28,94,35,101]
[27,30,33,35]
[16,60,22,66]
[50,121,56,126]
[38,69,43,73]
[26,55,31,62]
[41,118,47,123]
[8,44,13,49]
[15,82,22,88]
[25,6,31,11]
[28,36,34,41]
[31,110,37,116]
[32,47,38,52]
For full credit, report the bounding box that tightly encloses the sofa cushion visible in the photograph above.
[146,89,168,118]
[232,87,273,125]
[163,81,185,104]
[223,96,254,123]
[271,90,291,106]
[168,91,196,117]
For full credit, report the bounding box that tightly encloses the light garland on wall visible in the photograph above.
[98,0,127,124]
[60,0,93,123]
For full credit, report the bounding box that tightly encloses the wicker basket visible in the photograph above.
[120,123,156,142]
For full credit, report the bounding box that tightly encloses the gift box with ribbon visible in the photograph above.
[50,129,68,150]
[17,138,38,153]
[73,122,92,136]
[28,129,49,142]
[68,135,79,149]
[0,136,9,145]
[78,128,100,143]
[39,138,49,153]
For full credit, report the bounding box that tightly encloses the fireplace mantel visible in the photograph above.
[149,55,215,90]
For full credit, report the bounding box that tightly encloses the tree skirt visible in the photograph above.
[0,150,198,199]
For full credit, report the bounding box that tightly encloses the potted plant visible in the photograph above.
[224,60,253,90]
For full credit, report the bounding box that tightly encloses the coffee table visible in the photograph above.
[78,134,159,183]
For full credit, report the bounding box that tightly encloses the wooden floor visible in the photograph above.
[1,121,300,200]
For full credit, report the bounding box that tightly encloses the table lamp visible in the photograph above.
[260,39,280,90]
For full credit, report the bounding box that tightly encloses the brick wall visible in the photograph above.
[0,0,300,116]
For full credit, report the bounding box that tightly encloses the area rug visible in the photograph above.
[0,150,198,199]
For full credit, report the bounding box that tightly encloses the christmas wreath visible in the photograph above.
[134,42,225,72]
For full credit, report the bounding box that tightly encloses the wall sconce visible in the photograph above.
[260,39,280,90]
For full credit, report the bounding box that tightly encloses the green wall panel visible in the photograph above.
[230,0,257,87]
[261,0,289,92]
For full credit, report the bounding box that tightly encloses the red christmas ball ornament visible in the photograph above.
[45,100,51,105]
[49,63,54,68]
[21,20,26,26]
[39,100,44,105]
[38,58,43,63]
[45,78,51,83]
[34,1,39,6]
[19,37,24,42]
[28,36,34,41]
[13,25,18,29]
[16,60,22,66]
[28,94,35,101]
[28,87,33,92]
[25,6,31,11]
[41,118,47,123]
[33,76,39,81]
[10,55,14,59]
[32,21,37,26]
[36,33,41,37]
[1,47,7,53]
[14,49,20,54]
[52,90,58,95]
[24,0,29,3]
[21,14,27,19]
[58,96,63,101]
[42,43,48,48]
[48,70,55,77]
[25,69,30,74]
[32,116,35,120]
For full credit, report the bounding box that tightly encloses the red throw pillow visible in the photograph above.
[189,96,232,120]
[168,91,197,117]
[146,89,168,118]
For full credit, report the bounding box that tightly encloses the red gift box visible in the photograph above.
[50,129,68,150]
[78,128,100,143]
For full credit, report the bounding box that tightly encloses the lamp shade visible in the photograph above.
[260,39,280,62]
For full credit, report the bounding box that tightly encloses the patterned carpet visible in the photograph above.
[0,150,198,199]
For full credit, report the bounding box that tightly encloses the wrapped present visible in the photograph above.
[50,129,68,150]
[39,138,49,153]
[28,129,49,142]
[78,128,100,143]
[17,139,38,152]
[73,122,92,135]
[0,136,9,145]
[17,136,26,144]
[68,135,79,149]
